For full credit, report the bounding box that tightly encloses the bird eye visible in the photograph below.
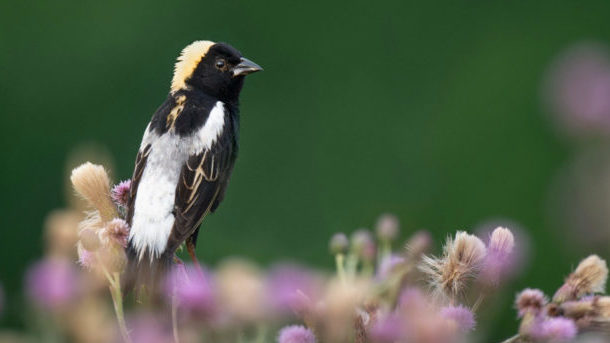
[215,59,226,70]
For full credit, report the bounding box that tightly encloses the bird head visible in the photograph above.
[171,40,262,103]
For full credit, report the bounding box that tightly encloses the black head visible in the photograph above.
[170,41,262,103]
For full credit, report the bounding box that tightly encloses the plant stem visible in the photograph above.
[335,253,347,283]
[108,272,131,343]
[499,334,522,343]
[172,294,180,343]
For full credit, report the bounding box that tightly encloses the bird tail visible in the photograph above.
[121,245,172,298]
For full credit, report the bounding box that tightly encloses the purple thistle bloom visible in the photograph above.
[277,325,316,343]
[266,264,321,315]
[479,227,515,287]
[127,313,173,343]
[398,287,427,311]
[164,264,215,317]
[531,318,577,342]
[369,313,405,343]
[376,254,405,280]
[111,179,131,207]
[25,258,78,309]
[544,42,610,136]
[440,305,476,331]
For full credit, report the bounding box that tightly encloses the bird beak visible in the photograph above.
[232,57,263,77]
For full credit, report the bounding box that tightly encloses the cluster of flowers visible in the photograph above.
[7,161,610,343]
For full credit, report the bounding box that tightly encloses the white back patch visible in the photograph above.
[129,101,226,259]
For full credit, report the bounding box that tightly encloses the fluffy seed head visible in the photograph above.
[516,288,548,317]
[277,325,316,343]
[419,231,487,299]
[79,228,101,251]
[102,218,130,248]
[554,255,608,302]
[70,162,116,222]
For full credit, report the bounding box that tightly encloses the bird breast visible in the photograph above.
[129,101,226,259]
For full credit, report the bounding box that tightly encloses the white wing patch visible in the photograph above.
[129,101,226,259]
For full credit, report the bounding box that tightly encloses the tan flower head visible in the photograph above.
[419,231,487,300]
[70,162,116,222]
[554,255,608,303]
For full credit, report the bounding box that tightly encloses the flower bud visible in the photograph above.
[375,213,399,241]
[329,233,349,255]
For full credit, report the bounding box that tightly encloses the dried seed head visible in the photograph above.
[79,228,101,251]
[516,288,548,317]
[419,231,487,300]
[70,162,116,222]
[554,255,608,303]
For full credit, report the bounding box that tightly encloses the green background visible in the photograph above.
[1,0,609,340]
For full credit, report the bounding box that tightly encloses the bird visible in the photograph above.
[123,40,262,292]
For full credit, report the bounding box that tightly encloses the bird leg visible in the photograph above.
[186,238,201,270]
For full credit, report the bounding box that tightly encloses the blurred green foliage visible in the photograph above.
[2,0,610,340]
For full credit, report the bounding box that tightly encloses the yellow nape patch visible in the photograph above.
[171,40,215,93]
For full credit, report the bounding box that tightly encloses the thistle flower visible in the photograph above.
[376,254,405,280]
[70,162,116,222]
[554,255,608,302]
[277,325,316,343]
[77,243,97,269]
[398,287,427,312]
[127,313,173,343]
[516,288,548,317]
[419,231,487,299]
[440,305,476,331]
[532,317,578,342]
[329,233,349,255]
[111,179,131,207]
[101,218,130,248]
[44,209,81,258]
[480,227,515,287]
[369,313,405,343]
[375,213,399,242]
[216,259,266,322]
[164,264,216,317]
[265,264,322,315]
[25,258,78,309]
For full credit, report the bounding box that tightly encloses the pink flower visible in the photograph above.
[531,318,577,342]
[479,227,515,287]
[440,305,476,331]
[25,259,78,309]
[164,264,215,317]
[103,218,130,248]
[266,264,321,315]
[515,288,548,318]
[398,288,427,312]
[127,313,173,343]
[376,254,405,280]
[277,325,316,343]
[77,245,97,269]
[544,42,610,136]
[369,313,405,343]
[111,179,131,207]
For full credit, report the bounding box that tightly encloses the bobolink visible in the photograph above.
[124,40,261,291]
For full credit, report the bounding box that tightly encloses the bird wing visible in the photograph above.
[165,134,235,254]
[126,144,151,226]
